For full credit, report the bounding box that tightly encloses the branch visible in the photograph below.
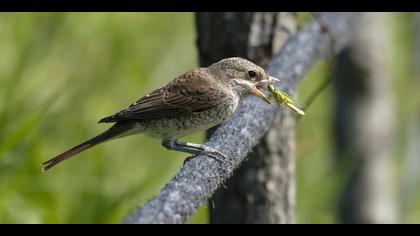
[123,12,359,224]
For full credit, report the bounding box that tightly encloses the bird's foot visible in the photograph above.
[183,147,229,167]
[201,146,230,167]
[161,138,230,167]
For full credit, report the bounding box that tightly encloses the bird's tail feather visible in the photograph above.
[42,123,133,171]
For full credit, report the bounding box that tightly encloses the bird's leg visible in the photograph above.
[175,140,230,166]
[161,138,229,166]
[161,139,202,165]
[161,138,201,155]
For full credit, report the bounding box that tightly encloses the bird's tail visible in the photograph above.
[42,123,134,172]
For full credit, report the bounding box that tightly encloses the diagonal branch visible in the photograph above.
[123,12,359,224]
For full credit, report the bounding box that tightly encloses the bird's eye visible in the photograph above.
[248,70,257,78]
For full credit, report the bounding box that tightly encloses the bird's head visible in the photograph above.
[208,57,279,104]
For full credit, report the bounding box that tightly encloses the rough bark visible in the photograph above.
[197,12,297,224]
[123,13,358,224]
[196,12,254,67]
[333,13,397,224]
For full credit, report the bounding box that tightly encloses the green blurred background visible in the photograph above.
[0,13,418,223]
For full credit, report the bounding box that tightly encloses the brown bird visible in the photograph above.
[42,57,279,171]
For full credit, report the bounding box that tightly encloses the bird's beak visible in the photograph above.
[255,76,280,88]
[264,76,280,84]
[251,85,272,104]
[252,76,280,104]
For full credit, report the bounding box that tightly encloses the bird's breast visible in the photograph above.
[140,95,239,139]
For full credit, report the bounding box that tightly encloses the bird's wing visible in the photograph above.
[99,69,229,123]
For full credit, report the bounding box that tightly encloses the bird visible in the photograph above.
[42,57,279,171]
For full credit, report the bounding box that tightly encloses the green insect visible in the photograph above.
[267,84,306,116]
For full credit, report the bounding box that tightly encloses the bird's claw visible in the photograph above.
[202,147,230,167]
[183,147,229,167]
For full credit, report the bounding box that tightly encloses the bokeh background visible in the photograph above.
[0,12,418,223]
